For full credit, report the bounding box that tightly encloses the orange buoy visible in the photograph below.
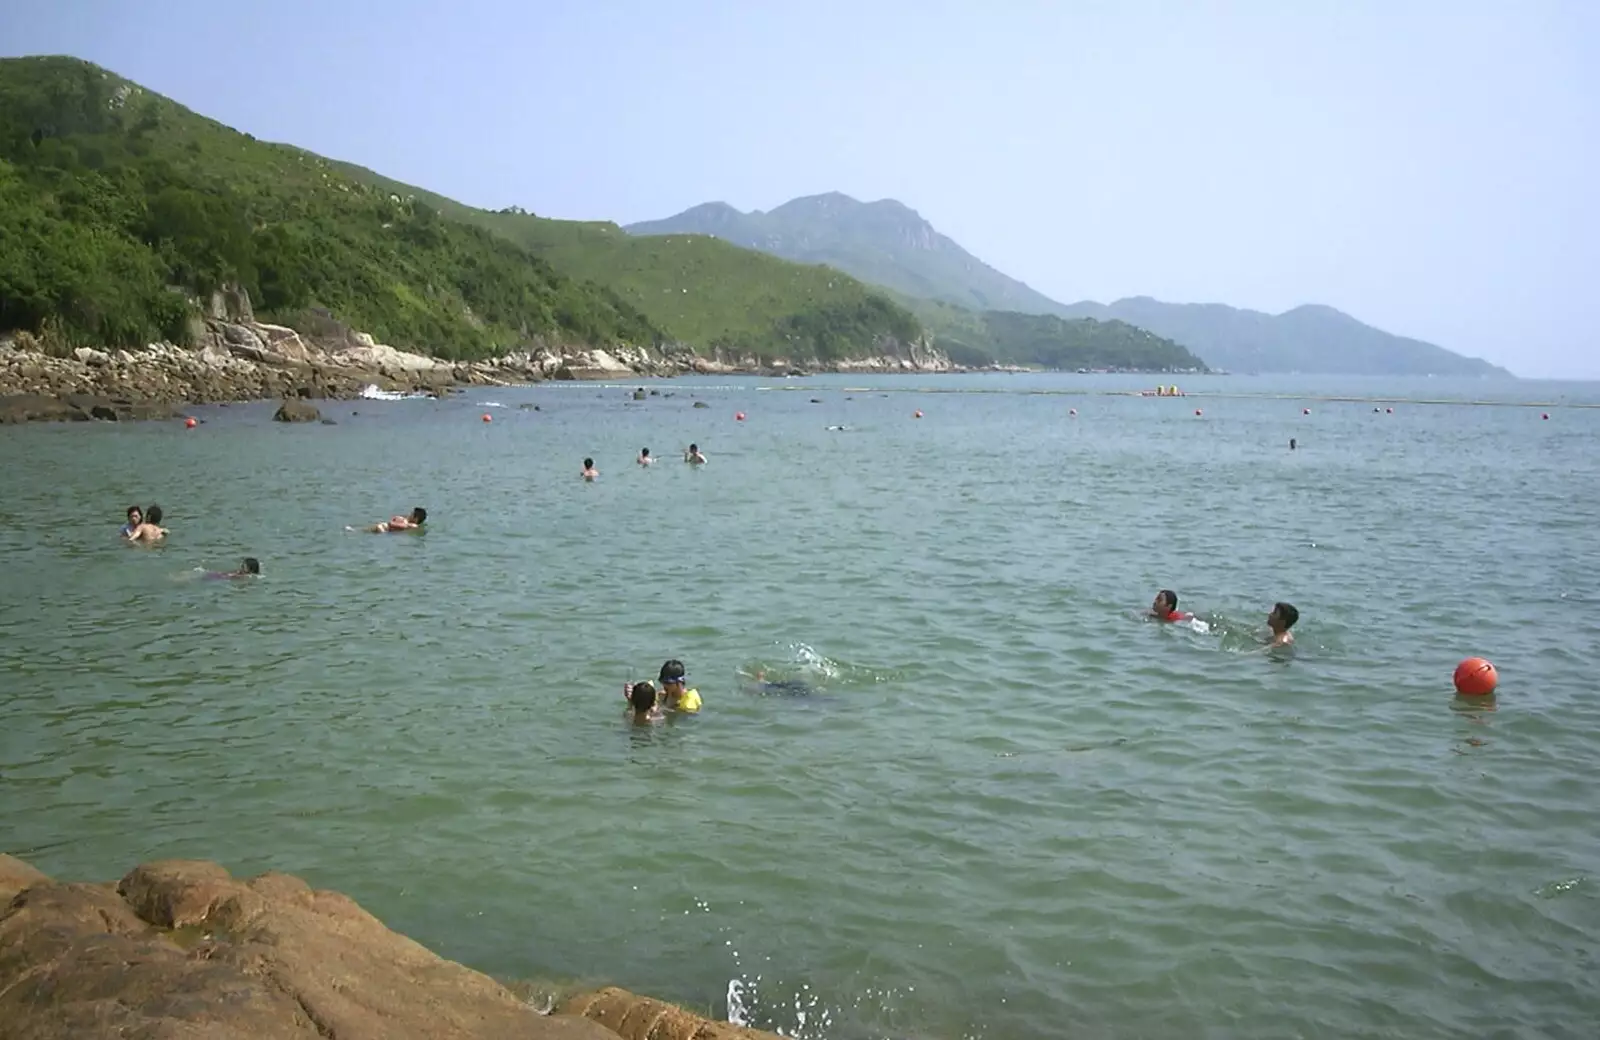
[1453,657,1498,697]
[481,413,492,423]
[184,417,197,429]
[914,410,923,418]
[735,412,746,421]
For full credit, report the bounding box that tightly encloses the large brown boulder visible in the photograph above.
[0,857,624,1040]
[273,399,322,423]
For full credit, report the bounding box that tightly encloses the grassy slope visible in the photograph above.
[324,165,922,356]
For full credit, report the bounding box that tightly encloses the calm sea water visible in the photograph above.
[3,373,1599,1039]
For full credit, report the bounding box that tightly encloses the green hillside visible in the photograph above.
[0,56,919,363]
[0,56,662,359]
[319,164,924,361]
[902,297,1206,372]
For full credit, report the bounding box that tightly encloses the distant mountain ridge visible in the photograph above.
[629,194,1510,377]
[627,192,1067,315]
[1056,298,1510,377]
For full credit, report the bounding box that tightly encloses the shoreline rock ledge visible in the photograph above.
[0,854,778,1040]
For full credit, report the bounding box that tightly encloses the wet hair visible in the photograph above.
[688,443,698,452]
[658,659,686,684]
[145,504,163,525]
[584,458,594,469]
[1158,589,1178,612]
[1273,602,1300,629]
[640,448,650,457]
[126,505,142,520]
[629,681,657,713]
[242,557,260,575]
[409,507,427,525]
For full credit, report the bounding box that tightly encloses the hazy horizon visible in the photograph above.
[3,1,1595,378]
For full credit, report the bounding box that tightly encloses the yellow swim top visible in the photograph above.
[673,688,702,713]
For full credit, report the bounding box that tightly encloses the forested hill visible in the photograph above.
[0,56,919,363]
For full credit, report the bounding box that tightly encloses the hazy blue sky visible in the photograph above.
[4,1,1596,376]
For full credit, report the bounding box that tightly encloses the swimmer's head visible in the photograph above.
[1154,589,1178,614]
[584,458,594,469]
[1269,602,1299,631]
[658,659,687,695]
[640,448,650,458]
[409,507,427,525]
[145,504,163,525]
[629,681,657,713]
[689,443,698,452]
[242,557,260,575]
[126,505,142,524]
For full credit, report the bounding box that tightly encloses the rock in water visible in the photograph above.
[0,858,616,1040]
[273,399,321,423]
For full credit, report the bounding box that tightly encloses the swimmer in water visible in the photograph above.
[120,505,143,540]
[637,448,653,466]
[129,504,167,545]
[625,680,663,722]
[656,659,701,713]
[748,669,814,696]
[1289,438,1297,451]
[582,458,599,481]
[205,557,260,579]
[1267,601,1299,647]
[352,507,427,533]
[684,443,707,465]
[1150,589,1192,622]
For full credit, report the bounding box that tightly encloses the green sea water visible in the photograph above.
[3,373,1598,1039]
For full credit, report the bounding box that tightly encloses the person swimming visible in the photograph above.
[120,505,143,539]
[1150,589,1192,622]
[1267,601,1299,647]
[626,680,664,722]
[582,458,599,481]
[684,444,707,465]
[128,504,167,545]
[746,669,814,696]
[637,448,653,466]
[205,557,260,580]
[352,507,427,533]
[656,659,701,713]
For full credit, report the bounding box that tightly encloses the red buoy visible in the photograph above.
[735,412,746,421]
[1069,408,1077,416]
[1303,408,1311,415]
[184,417,197,429]
[481,413,492,423]
[1542,413,1550,420]
[913,410,923,418]
[1195,409,1203,416]
[1453,657,1498,697]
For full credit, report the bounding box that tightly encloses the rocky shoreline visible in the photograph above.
[0,854,778,1039]
[0,312,965,424]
